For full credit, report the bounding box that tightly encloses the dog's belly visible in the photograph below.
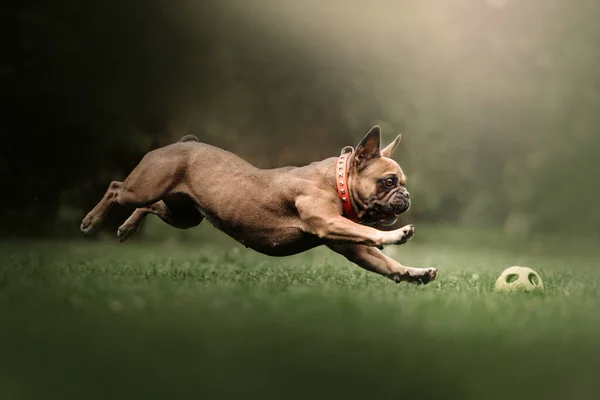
[242,230,323,257]
[220,225,323,257]
[194,205,322,257]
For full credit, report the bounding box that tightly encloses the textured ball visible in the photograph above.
[495,266,544,292]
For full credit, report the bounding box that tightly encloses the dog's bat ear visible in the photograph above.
[354,125,381,167]
[381,134,401,158]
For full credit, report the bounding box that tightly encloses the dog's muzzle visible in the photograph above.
[391,189,411,215]
[364,189,411,226]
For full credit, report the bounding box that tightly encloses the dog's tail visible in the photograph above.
[178,134,199,143]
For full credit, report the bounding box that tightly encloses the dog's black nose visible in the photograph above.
[405,191,410,199]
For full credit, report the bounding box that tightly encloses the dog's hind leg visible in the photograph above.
[116,202,168,242]
[81,143,194,236]
[116,147,189,208]
[117,195,204,242]
[80,181,122,235]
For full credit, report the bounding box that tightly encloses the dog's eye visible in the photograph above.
[384,178,395,187]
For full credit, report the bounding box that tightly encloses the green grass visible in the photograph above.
[1,226,600,400]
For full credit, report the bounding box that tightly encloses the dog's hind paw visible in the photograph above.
[80,215,98,235]
[117,223,140,242]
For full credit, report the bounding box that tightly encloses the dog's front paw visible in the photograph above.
[389,267,437,285]
[419,267,437,284]
[394,224,415,245]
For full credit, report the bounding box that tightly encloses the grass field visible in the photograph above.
[1,225,600,399]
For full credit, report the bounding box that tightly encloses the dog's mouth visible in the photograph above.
[362,194,410,226]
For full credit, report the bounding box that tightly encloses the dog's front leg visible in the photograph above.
[317,216,415,248]
[327,243,437,284]
[296,197,414,248]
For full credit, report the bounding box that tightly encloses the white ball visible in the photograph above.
[494,266,544,292]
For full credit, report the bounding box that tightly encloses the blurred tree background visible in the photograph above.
[2,0,600,238]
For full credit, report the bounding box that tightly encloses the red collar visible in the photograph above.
[336,146,359,222]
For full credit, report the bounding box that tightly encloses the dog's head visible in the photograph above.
[350,126,410,226]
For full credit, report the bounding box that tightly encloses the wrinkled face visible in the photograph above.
[350,125,410,226]
[353,157,410,226]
